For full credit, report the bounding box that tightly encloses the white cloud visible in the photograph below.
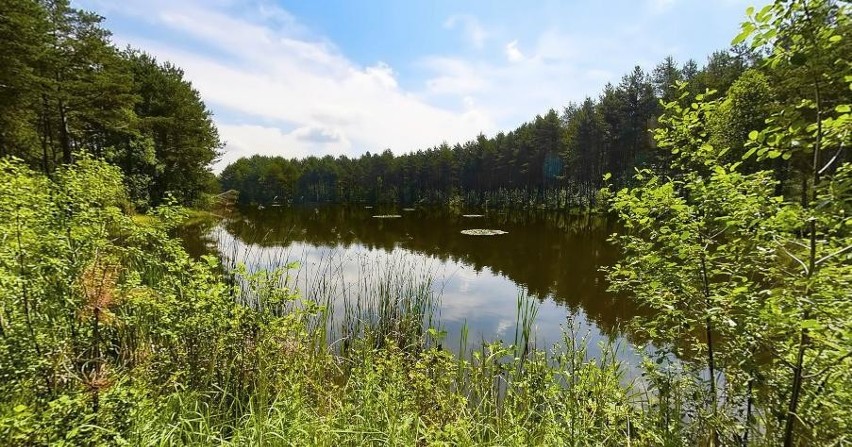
[416,19,697,127]
[76,0,737,172]
[648,0,677,14]
[217,124,336,165]
[505,40,525,62]
[419,30,619,126]
[420,56,490,96]
[292,125,347,144]
[444,15,488,49]
[82,0,496,172]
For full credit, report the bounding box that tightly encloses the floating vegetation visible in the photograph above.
[461,229,507,236]
[462,214,484,218]
[373,215,402,219]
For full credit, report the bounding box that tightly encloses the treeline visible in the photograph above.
[0,0,221,208]
[220,49,760,207]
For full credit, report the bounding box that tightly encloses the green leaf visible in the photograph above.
[755,4,773,22]
[801,320,823,330]
[14,405,26,413]
[836,104,851,113]
[748,130,760,141]
[732,28,751,45]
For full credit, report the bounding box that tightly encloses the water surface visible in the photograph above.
[182,205,646,360]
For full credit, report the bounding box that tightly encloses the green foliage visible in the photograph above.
[709,69,775,168]
[607,1,851,445]
[0,157,279,445]
[0,0,221,209]
[123,50,222,207]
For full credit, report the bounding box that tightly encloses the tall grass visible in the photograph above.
[514,290,539,360]
[136,232,646,445]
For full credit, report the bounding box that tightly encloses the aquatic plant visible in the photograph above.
[460,229,508,236]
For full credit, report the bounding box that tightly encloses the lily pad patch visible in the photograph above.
[461,229,508,236]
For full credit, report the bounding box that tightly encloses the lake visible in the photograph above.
[180,205,648,363]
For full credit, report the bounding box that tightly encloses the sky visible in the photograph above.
[75,0,753,172]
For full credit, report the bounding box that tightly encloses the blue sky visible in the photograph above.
[75,0,753,171]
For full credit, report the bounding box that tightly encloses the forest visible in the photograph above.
[219,50,766,208]
[0,0,850,446]
[0,0,221,209]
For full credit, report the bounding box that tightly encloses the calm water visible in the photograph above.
[181,205,647,362]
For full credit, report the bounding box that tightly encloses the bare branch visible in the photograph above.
[818,140,846,176]
[815,244,852,266]
[804,350,852,379]
[776,238,810,275]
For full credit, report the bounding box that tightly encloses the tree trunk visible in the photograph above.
[58,99,71,165]
[700,252,719,446]
[784,69,823,447]
[784,319,809,447]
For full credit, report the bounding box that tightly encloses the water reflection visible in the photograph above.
[180,205,647,359]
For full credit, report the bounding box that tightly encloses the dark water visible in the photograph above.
[181,205,647,362]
